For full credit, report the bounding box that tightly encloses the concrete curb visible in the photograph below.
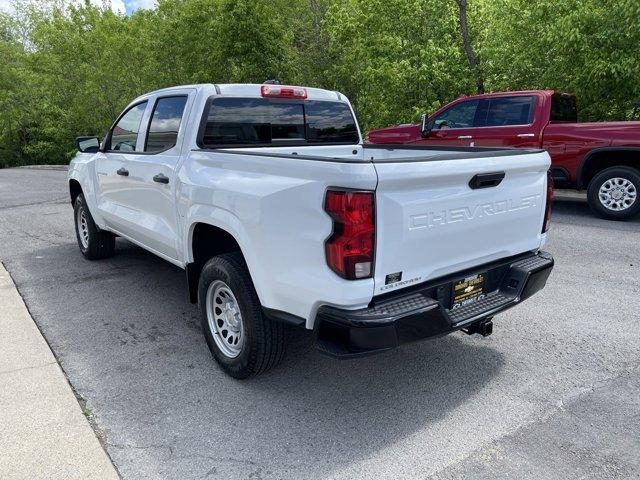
[554,188,587,201]
[17,165,68,171]
[0,263,119,480]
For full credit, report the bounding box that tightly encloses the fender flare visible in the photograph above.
[576,147,640,189]
[68,162,105,226]
[183,206,265,305]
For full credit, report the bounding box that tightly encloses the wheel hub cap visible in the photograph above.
[598,177,637,211]
[206,280,244,358]
[76,208,89,248]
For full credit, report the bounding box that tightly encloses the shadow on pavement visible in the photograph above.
[553,197,640,227]
[14,238,505,479]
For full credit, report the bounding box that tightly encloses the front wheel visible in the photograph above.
[587,166,640,220]
[73,194,116,259]
[198,253,285,379]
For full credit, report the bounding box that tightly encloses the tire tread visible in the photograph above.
[74,194,115,260]
[199,252,285,378]
[587,166,640,221]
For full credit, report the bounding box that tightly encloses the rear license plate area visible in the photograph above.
[451,273,486,309]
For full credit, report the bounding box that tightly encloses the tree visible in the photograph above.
[479,0,640,120]
[0,0,638,167]
[454,0,484,93]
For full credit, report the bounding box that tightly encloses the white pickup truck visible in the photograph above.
[69,83,554,378]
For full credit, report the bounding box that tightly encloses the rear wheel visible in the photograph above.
[198,253,285,379]
[587,166,640,220]
[73,194,116,259]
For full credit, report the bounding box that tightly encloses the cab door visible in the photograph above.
[470,95,541,148]
[121,94,191,261]
[417,98,480,147]
[94,101,149,234]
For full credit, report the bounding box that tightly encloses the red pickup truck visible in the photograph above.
[367,90,640,220]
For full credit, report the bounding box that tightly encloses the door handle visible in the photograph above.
[545,142,566,153]
[458,135,473,139]
[116,167,129,176]
[517,133,535,138]
[469,172,505,189]
[153,173,169,184]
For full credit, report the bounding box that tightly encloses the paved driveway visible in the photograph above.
[0,167,638,479]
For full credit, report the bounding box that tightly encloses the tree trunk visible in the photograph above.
[455,0,484,94]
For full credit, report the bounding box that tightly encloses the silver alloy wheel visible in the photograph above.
[76,207,89,249]
[598,177,637,211]
[206,280,244,358]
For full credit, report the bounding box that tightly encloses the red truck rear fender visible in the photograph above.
[577,147,640,189]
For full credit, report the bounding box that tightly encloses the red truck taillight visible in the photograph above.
[543,170,554,233]
[324,190,375,280]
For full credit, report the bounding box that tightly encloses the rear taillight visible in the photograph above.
[260,84,307,99]
[324,190,375,280]
[543,170,554,233]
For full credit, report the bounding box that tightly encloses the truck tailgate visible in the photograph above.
[372,150,550,295]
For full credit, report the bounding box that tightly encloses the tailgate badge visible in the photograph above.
[385,272,402,285]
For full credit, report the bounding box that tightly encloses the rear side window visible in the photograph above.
[199,97,359,147]
[110,102,147,152]
[478,96,535,127]
[145,96,188,153]
[550,93,577,122]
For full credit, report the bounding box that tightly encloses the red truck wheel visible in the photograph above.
[587,166,640,220]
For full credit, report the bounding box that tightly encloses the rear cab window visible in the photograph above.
[198,97,359,147]
[550,93,577,122]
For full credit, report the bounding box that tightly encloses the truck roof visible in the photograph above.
[136,83,347,103]
[454,89,559,101]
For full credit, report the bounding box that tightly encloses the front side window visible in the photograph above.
[200,97,359,147]
[110,102,147,152]
[480,96,535,127]
[433,100,479,129]
[145,96,188,153]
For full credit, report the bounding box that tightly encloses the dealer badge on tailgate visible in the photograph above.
[451,273,486,309]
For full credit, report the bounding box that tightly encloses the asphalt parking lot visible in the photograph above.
[1,167,639,480]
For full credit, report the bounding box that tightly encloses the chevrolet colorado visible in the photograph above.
[69,83,554,378]
[367,90,640,220]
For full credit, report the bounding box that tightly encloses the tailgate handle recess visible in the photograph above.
[469,172,505,189]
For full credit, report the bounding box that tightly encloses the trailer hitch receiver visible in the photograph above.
[462,318,493,337]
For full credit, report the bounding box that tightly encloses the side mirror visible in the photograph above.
[420,114,431,138]
[75,136,100,153]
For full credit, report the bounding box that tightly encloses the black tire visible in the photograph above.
[587,166,640,220]
[198,253,285,379]
[73,194,116,260]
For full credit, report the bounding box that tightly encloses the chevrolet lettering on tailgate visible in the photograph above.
[410,194,542,229]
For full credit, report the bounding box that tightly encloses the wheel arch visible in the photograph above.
[69,179,83,205]
[185,219,258,304]
[577,147,640,189]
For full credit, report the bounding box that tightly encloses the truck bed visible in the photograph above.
[203,143,551,298]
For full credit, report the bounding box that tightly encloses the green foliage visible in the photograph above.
[320,0,474,130]
[479,0,640,121]
[0,0,638,167]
